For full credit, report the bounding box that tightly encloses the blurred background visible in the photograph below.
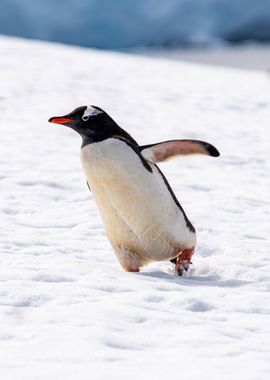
[1,0,270,70]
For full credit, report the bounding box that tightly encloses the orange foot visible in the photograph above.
[126,268,140,273]
[175,247,195,276]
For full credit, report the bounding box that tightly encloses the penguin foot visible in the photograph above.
[176,260,191,276]
[125,268,140,273]
[174,247,195,276]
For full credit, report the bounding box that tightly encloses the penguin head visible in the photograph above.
[49,105,114,140]
[49,105,138,146]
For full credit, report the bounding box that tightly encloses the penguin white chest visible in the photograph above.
[80,138,195,264]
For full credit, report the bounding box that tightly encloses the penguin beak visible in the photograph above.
[48,116,74,125]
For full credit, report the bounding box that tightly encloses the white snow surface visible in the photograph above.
[0,36,270,379]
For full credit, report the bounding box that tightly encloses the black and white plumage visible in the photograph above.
[49,105,219,275]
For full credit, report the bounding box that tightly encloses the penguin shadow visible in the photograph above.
[139,270,250,288]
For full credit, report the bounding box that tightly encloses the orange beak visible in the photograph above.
[48,117,74,124]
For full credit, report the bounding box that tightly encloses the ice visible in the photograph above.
[1,0,270,48]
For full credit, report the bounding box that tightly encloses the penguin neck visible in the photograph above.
[81,127,138,149]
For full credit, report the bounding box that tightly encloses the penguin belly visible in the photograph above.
[80,138,196,270]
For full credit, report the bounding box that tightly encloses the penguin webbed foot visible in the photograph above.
[173,247,195,276]
[176,260,191,276]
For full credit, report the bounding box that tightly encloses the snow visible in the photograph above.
[1,0,270,48]
[136,43,270,71]
[0,35,270,379]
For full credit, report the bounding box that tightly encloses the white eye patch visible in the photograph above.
[83,106,102,118]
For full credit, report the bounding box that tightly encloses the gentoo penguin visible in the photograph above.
[49,106,219,275]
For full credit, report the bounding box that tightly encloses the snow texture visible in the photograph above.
[0,36,270,379]
[1,0,270,48]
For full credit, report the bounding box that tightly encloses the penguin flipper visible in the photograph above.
[140,140,220,163]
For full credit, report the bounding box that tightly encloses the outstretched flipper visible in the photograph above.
[140,140,220,163]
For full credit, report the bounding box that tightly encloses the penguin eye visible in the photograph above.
[82,115,89,122]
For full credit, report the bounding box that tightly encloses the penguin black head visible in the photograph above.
[49,105,137,146]
[49,105,111,140]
